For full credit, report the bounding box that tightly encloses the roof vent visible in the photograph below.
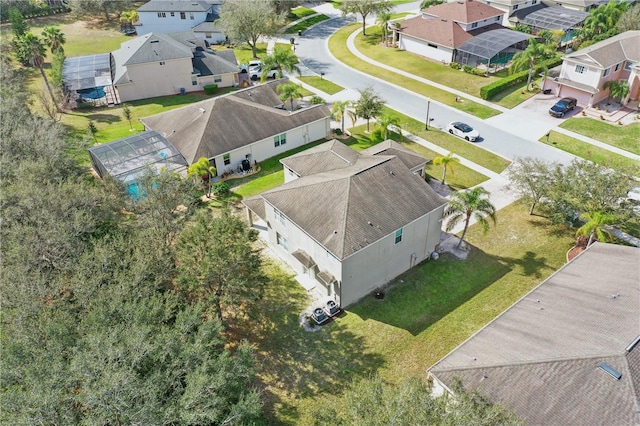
[150,40,159,44]
[389,170,395,176]
[598,362,622,380]
[368,221,373,226]
[626,335,640,352]
[441,18,447,22]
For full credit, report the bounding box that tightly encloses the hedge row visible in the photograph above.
[479,57,562,100]
[203,84,218,95]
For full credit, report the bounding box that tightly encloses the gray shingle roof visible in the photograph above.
[246,141,446,259]
[430,242,640,425]
[193,51,238,76]
[361,139,430,170]
[564,30,640,69]
[138,0,212,12]
[139,79,331,164]
[280,139,361,177]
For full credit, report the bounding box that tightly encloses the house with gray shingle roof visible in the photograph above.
[429,242,640,425]
[543,30,640,107]
[242,140,446,307]
[137,0,225,44]
[140,79,331,171]
[396,0,531,68]
[111,31,238,102]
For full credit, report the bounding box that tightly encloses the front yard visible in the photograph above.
[559,117,640,156]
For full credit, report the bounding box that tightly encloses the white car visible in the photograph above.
[446,121,480,142]
[249,66,278,81]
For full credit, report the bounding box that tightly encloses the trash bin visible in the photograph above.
[179,87,186,95]
[298,30,302,36]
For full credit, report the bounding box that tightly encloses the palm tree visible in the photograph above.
[261,46,301,81]
[41,26,65,54]
[433,152,459,185]
[19,33,61,112]
[377,114,400,140]
[277,83,303,111]
[445,187,497,248]
[188,157,217,197]
[576,211,616,247]
[377,11,391,47]
[603,80,629,104]
[120,10,139,30]
[510,38,556,89]
[331,100,353,133]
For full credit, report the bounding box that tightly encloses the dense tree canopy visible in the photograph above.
[0,60,265,425]
[340,0,392,35]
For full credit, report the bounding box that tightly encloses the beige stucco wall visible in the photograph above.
[116,58,195,102]
[340,206,445,307]
[198,73,236,89]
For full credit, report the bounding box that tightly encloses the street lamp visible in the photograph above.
[425,98,431,130]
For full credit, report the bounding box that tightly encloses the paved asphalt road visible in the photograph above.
[293,5,577,166]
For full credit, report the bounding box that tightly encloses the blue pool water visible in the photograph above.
[78,86,106,99]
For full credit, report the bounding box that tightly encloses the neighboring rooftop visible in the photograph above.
[420,0,504,23]
[563,30,640,69]
[245,140,446,260]
[519,5,588,30]
[430,242,640,425]
[139,79,331,164]
[138,0,212,13]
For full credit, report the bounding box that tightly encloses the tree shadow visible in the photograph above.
[230,261,385,424]
[351,246,512,336]
[525,216,574,239]
[494,251,550,279]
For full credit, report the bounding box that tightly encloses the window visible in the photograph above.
[575,64,586,74]
[428,43,438,48]
[223,153,230,165]
[274,209,285,225]
[205,32,212,38]
[471,22,478,28]
[190,12,194,20]
[603,67,610,77]
[532,0,537,4]
[625,61,633,70]
[192,75,197,86]
[170,12,174,17]
[180,11,186,19]
[277,233,288,250]
[614,63,621,71]
[157,12,166,18]
[214,75,222,83]
[513,4,519,10]
[495,16,500,21]
[159,61,165,65]
[394,228,403,245]
[274,133,287,147]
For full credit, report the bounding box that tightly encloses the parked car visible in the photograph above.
[250,67,277,81]
[446,121,479,141]
[549,97,577,118]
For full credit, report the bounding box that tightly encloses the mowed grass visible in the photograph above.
[239,201,574,425]
[560,117,640,155]
[540,130,639,170]
[287,6,317,21]
[330,24,501,119]
[285,15,330,34]
[297,76,344,95]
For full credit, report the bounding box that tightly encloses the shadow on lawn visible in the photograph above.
[237,261,385,423]
[350,246,518,336]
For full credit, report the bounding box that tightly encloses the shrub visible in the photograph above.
[203,84,218,95]
[449,61,461,70]
[334,128,343,135]
[211,181,230,197]
[462,65,486,76]
[371,128,384,142]
[309,95,325,104]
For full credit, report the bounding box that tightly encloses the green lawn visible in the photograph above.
[287,6,317,21]
[329,24,501,119]
[239,201,575,425]
[285,15,330,34]
[560,117,640,155]
[297,76,344,95]
[232,42,291,64]
[540,130,639,170]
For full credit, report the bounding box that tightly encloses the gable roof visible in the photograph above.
[400,13,474,48]
[138,0,212,12]
[421,0,504,24]
[280,139,361,177]
[430,242,640,425]
[246,141,446,260]
[563,30,640,69]
[361,139,430,170]
[139,79,331,164]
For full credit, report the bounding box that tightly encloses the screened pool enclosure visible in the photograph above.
[88,131,188,195]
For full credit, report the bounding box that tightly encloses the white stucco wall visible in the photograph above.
[340,206,445,307]
[209,116,330,175]
[194,31,226,45]
[115,58,195,102]
[399,35,454,63]
[458,15,502,32]
[138,11,209,35]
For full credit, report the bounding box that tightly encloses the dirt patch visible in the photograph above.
[567,236,588,261]
[428,179,452,197]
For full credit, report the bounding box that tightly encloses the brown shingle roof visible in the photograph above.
[430,242,640,425]
[139,79,331,164]
[421,0,504,23]
[245,141,446,259]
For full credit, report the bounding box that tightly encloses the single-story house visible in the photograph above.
[396,0,531,68]
[429,242,640,425]
[137,0,225,44]
[242,140,447,307]
[542,30,640,107]
[110,31,238,102]
[139,79,332,173]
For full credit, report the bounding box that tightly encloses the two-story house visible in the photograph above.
[242,140,447,308]
[137,0,225,44]
[139,79,332,174]
[542,30,640,107]
[396,0,531,68]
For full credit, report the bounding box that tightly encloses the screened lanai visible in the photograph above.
[88,131,188,187]
[454,29,531,69]
[521,7,588,32]
[63,53,120,105]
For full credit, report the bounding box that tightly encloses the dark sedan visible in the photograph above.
[549,97,577,118]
